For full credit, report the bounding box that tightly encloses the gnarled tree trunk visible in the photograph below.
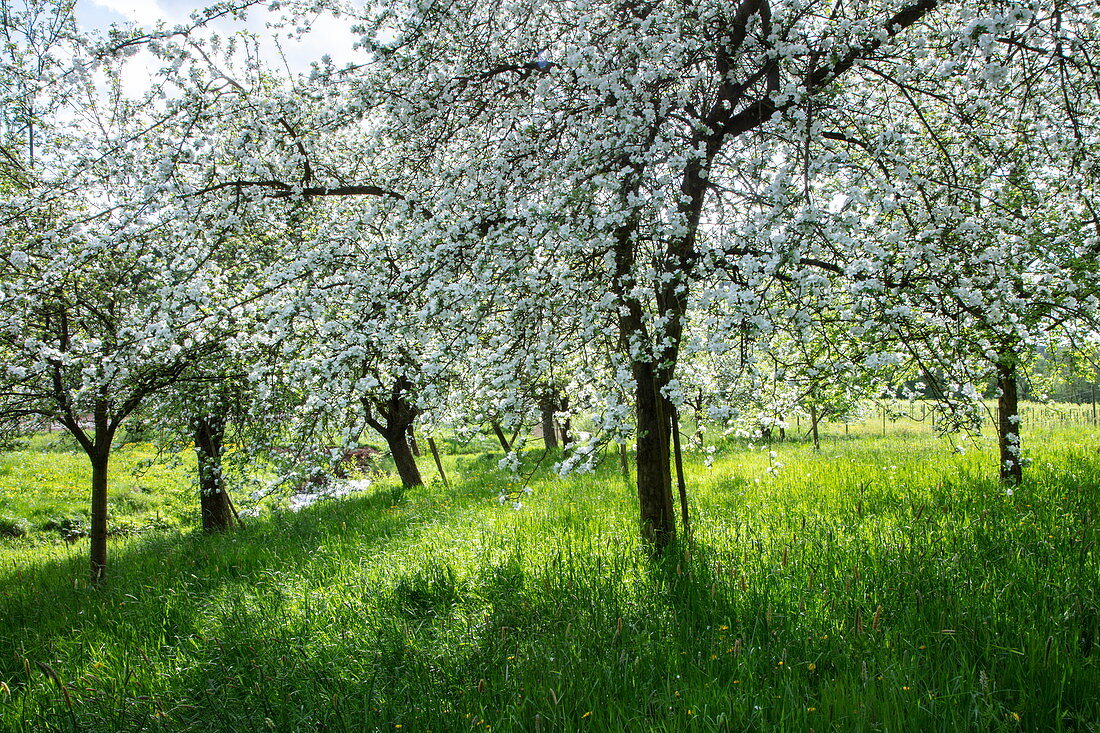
[365,375,423,488]
[539,390,559,450]
[194,412,236,532]
[387,429,422,487]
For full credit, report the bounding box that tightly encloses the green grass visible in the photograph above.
[774,398,1099,442]
[0,436,193,540]
[1,427,1099,731]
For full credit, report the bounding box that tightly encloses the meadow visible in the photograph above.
[1,417,1099,731]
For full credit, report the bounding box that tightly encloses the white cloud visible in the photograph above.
[86,0,183,28]
[264,11,362,71]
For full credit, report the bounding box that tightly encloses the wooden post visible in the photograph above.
[671,405,691,542]
[809,402,820,451]
[490,421,511,453]
[427,436,448,487]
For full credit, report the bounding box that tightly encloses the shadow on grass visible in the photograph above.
[0,480,478,682]
[2,449,1100,731]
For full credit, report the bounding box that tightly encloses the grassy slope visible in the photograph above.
[1,428,1098,731]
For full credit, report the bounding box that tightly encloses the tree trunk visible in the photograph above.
[194,414,235,532]
[559,417,572,449]
[997,357,1022,485]
[407,425,420,457]
[634,361,676,553]
[540,398,559,450]
[387,428,423,487]
[86,399,118,584]
[89,446,110,583]
[363,375,424,489]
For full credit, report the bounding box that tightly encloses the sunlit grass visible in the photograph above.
[0,438,194,539]
[1,426,1098,731]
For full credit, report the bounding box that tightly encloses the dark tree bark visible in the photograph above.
[193,412,236,532]
[633,360,676,552]
[540,396,559,450]
[63,399,117,584]
[407,424,420,457]
[538,385,567,450]
[88,443,110,583]
[996,356,1023,485]
[387,429,423,487]
[364,375,423,488]
[558,416,572,449]
[557,394,572,449]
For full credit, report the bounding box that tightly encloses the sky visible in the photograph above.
[73,0,362,88]
[76,0,215,32]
